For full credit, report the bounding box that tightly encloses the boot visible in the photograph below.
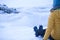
[33,26,39,37]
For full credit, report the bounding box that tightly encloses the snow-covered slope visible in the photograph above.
[0,7,50,27]
[0,7,50,40]
[0,26,43,40]
[0,0,52,40]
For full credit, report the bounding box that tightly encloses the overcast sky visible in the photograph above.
[0,0,53,8]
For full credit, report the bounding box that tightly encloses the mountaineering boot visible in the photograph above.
[38,25,43,37]
[33,26,39,37]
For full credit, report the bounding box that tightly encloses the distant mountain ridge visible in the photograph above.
[0,4,19,14]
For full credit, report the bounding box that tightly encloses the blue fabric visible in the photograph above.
[53,0,60,8]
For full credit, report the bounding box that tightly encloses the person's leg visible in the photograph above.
[33,26,46,37]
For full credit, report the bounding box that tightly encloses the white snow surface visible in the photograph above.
[0,26,43,40]
[0,0,52,40]
[0,8,50,40]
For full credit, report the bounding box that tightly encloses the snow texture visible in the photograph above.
[0,0,52,40]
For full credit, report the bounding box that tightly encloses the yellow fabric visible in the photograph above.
[43,10,60,40]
